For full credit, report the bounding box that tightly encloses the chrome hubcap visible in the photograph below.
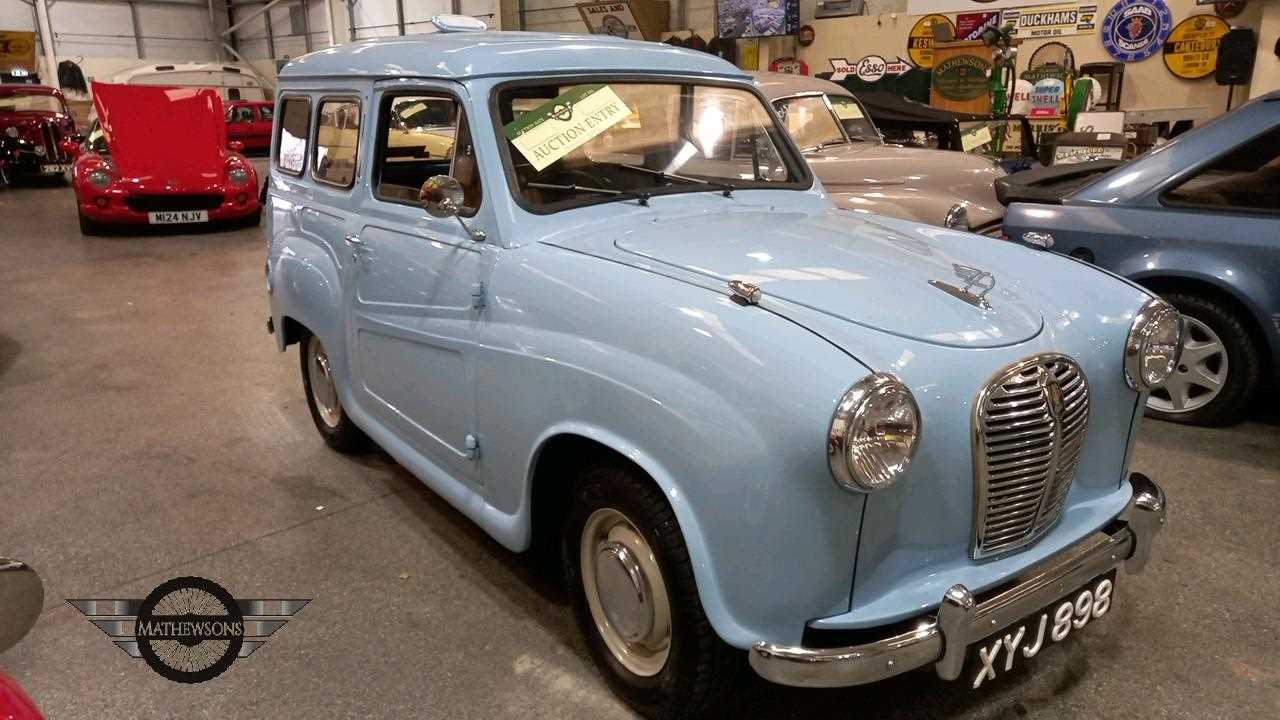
[1148,316,1227,414]
[306,335,342,428]
[580,508,671,677]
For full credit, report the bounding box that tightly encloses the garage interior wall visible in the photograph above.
[2,0,219,95]
[3,0,497,95]
[517,0,1278,114]
[6,0,1273,111]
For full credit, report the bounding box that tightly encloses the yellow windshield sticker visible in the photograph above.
[832,100,864,120]
[960,123,993,152]
[504,84,634,171]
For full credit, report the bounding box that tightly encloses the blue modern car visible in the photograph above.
[1003,92,1279,426]
[266,18,1173,718]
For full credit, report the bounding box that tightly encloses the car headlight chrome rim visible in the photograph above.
[4,126,18,139]
[1125,298,1183,391]
[828,373,922,492]
[944,203,970,230]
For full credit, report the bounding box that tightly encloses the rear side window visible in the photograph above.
[1162,126,1280,214]
[276,96,310,175]
[313,98,361,188]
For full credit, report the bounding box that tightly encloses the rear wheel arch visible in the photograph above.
[278,316,309,347]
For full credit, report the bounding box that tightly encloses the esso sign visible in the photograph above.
[856,55,888,82]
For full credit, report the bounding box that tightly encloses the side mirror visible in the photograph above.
[419,175,485,242]
[0,558,44,654]
[228,140,246,153]
[419,175,464,218]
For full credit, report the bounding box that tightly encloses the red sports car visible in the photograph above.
[0,84,80,184]
[225,99,274,153]
[73,82,260,234]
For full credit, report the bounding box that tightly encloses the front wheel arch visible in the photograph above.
[524,428,748,649]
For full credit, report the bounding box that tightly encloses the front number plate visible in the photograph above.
[148,210,209,224]
[968,571,1117,690]
[41,164,70,174]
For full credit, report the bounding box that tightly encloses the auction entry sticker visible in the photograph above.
[504,84,633,171]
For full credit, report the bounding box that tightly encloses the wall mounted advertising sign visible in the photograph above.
[908,14,956,68]
[1029,77,1066,116]
[1163,14,1230,79]
[1101,0,1173,62]
[829,55,914,82]
[769,57,810,75]
[577,2,642,38]
[932,54,993,100]
[1004,4,1098,39]
[0,31,37,71]
[956,12,1001,41]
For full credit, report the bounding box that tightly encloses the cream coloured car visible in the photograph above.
[755,71,1006,235]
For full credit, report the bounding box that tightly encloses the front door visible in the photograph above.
[346,86,490,482]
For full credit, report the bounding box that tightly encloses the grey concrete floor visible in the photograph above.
[1,173,1278,720]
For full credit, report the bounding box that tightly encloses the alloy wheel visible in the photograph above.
[1147,316,1227,414]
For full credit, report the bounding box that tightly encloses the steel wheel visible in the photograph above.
[1148,316,1227,414]
[305,334,342,428]
[579,507,672,678]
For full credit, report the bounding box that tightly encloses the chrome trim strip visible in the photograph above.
[748,473,1166,689]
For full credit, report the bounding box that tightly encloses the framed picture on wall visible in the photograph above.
[716,0,801,39]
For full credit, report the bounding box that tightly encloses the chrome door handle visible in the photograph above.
[344,234,365,246]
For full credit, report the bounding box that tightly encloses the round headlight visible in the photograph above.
[4,126,18,138]
[87,168,111,189]
[828,373,922,492]
[1125,298,1183,391]
[228,167,250,186]
[33,145,46,157]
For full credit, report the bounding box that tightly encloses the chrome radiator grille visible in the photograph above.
[972,354,1089,558]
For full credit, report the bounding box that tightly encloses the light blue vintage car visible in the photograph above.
[266,18,1175,718]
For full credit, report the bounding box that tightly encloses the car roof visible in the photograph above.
[279,31,750,82]
[1073,90,1280,204]
[749,71,852,100]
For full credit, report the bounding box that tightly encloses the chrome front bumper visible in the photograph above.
[749,473,1166,688]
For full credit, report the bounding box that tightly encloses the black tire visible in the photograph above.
[78,211,103,236]
[1147,292,1263,426]
[299,331,371,453]
[563,462,740,720]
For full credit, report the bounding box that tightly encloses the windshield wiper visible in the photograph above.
[527,182,651,206]
[615,163,734,197]
[813,139,846,151]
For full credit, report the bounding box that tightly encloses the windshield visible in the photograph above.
[0,93,64,114]
[495,81,806,211]
[828,96,879,143]
[773,95,844,150]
